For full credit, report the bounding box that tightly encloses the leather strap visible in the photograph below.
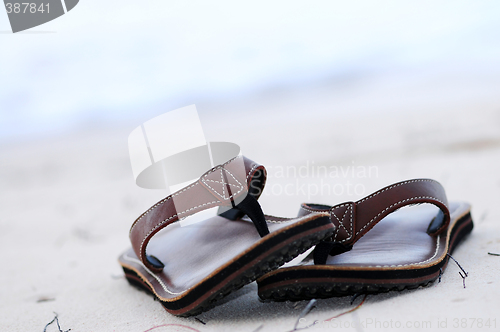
[298,179,450,264]
[129,155,267,273]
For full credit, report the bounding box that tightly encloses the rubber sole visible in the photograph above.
[123,224,335,316]
[258,212,473,302]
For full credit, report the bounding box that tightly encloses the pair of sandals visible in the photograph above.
[118,156,473,316]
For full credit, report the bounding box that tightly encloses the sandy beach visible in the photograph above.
[2,2,500,330]
[1,67,500,331]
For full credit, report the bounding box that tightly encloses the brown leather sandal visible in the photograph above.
[118,156,335,316]
[257,179,473,301]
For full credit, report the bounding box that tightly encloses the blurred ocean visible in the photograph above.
[1,1,500,141]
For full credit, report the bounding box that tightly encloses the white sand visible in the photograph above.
[1,73,500,331]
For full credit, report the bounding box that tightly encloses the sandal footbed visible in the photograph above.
[258,202,473,301]
[119,213,334,316]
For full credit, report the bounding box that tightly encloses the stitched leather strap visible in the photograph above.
[298,179,450,264]
[129,155,267,272]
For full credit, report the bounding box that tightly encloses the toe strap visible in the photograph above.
[129,155,267,272]
[300,179,450,264]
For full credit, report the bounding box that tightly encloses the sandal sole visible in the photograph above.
[121,217,334,316]
[258,211,473,301]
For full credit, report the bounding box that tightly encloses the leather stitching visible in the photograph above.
[302,180,446,245]
[140,168,249,260]
[201,168,244,200]
[241,214,317,224]
[220,168,226,199]
[129,156,241,235]
[123,254,184,295]
[301,206,325,214]
[357,179,438,205]
[138,200,220,260]
[366,235,440,268]
[129,181,200,235]
[355,195,446,237]
[265,220,290,224]
[331,207,346,241]
[125,213,325,296]
[204,179,242,190]
[201,169,227,199]
[132,156,262,267]
[331,204,353,243]
[246,163,259,181]
[226,166,244,188]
